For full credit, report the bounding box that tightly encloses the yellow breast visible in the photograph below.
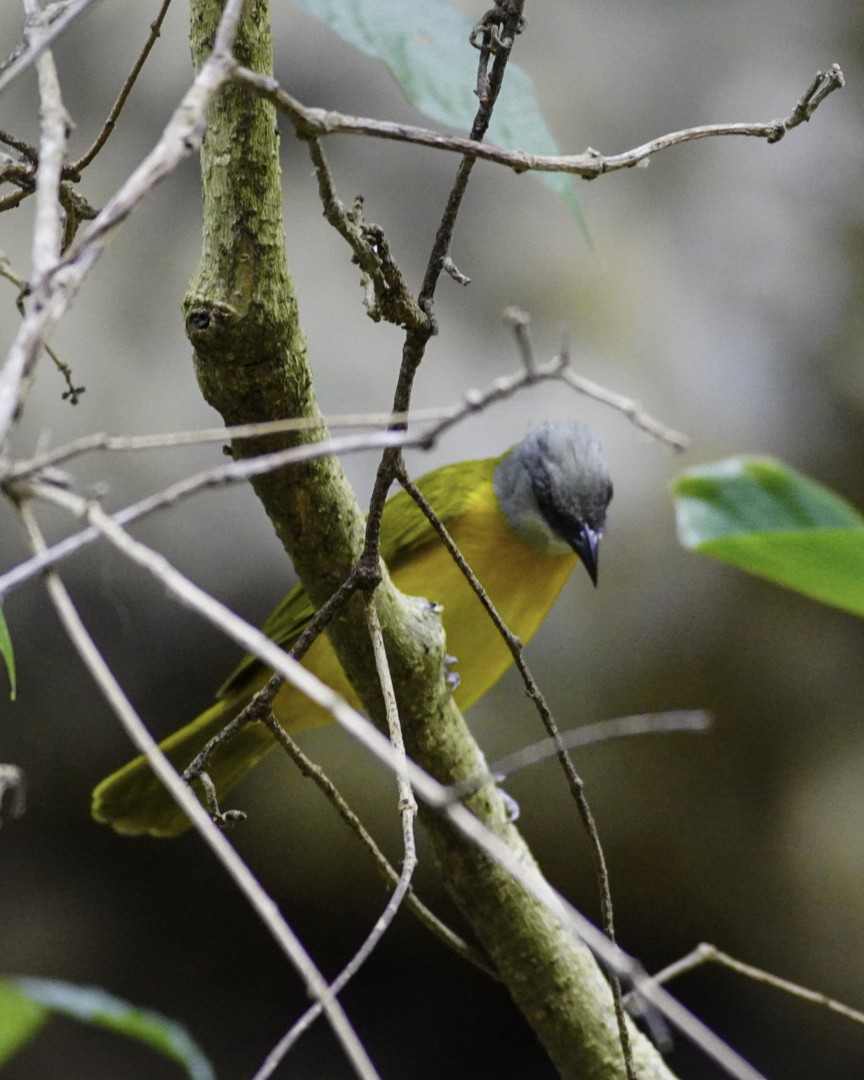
[271,479,577,727]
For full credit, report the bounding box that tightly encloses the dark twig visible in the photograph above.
[67,0,176,176]
[3,262,85,402]
[302,140,425,330]
[0,129,38,161]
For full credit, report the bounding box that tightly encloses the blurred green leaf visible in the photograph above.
[7,978,214,1080]
[0,606,15,700]
[0,980,48,1065]
[293,0,585,223]
[674,457,864,618]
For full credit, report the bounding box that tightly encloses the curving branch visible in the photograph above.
[234,63,844,180]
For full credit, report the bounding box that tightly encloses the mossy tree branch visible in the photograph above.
[182,1,678,1076]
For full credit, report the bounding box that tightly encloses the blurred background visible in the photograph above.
[2,0,864,1076]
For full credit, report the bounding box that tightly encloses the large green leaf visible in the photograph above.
[0,605,15,700]
[293,0,584,222]
[3,978,214,1079]
[673,457,864,618]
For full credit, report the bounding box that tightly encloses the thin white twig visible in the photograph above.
[0,0,99,97]
[26,479,766,1080]
[16,498,381,1080]
[4,408,452,481]
[252,601,418,1079]
[643,943,864,1028]
[558,367,686,447]
[12,0,71,423]
[366,595,418,819]
[2,334,686,491]
[25,0,69,284]
[443,711,711,802]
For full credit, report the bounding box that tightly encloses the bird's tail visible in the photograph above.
[91,692,277,838]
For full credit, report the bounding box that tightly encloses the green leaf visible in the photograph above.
[674,457,864,617]
[0,605,15,700]
[9,978,214,1080]
[0,979,49,1065]
[293,0,584,223]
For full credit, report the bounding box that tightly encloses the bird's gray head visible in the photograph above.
[493,422,613,585]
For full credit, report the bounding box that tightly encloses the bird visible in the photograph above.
[91,421,613,838]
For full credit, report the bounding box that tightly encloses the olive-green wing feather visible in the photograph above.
[216,584,315,699]
[379,455,498,567]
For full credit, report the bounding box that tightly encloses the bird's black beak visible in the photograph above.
[570,523,600,587]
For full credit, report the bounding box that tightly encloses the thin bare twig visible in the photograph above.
[558,367,687,447]
[424,334,689,450]
[0,131,38,161]
[0,187,30,213]
[253,600,418,1077]
[0,430,411,598]
[365,596,416,818]
[234,63,844,180]
[25,0,69,285]
[302,141,425,330]
[502,305,536,376]
[443,711,711,802]
[7,0,75,421]
[263,723,496,977]
[180,673,283,829]
[510,308,691,448]
[1,257,85,403]
[637,942,864,1029]
[181,566,376,822]
[68,0,176,176]
[0,0,100,97]
[3,408,451,482]
[16,497,381,1080]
